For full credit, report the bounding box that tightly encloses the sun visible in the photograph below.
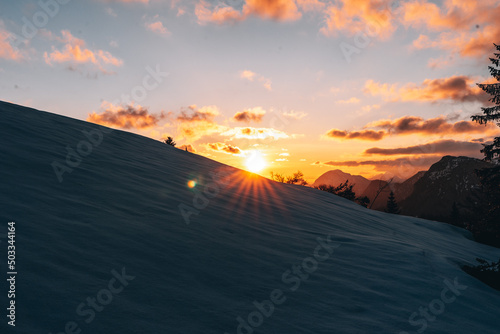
[245,151,267,173]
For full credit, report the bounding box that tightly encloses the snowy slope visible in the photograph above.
[1,100,500,334]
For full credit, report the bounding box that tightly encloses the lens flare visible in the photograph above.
[187,180,196,188]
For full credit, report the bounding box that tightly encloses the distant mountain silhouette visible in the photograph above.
[393,171,426,204]
[313,156,493,220]
[369,172,406,184]
[399,156,494,222]
[359,172,425,210]
[313,169,425,210]
[312,169,371,195]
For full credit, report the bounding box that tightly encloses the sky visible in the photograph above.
[1,0,499,183]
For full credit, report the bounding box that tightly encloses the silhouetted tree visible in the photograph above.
[316,182,354,200]
[471,43,500,161]
[316,180,370,207]
[385,191,400,214]
[330,180,356,201]
[356,196,370,208]
[473,166,500,247]
[286,170,307,185]
[164,136,176,147]
[470,43,500,247]
[270,170,307,185]
[270,171,285,183]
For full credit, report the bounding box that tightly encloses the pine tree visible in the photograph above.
[164,136,176,147]
[331,180,356,201]
[356,195,370,208]
[474,165,500,247]
[471,43,500,161]
[316,180,371,207]
[470,43,500,247]
[385,191,400,214]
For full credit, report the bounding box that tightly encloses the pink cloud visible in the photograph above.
[0,22,24,61]
[364,75,489,103]
[320,0,396,39]
[403,0,500,60]
[87,102,165,129]
[145,21,170,35]
[44,30,123,74]
[195,0,302,25]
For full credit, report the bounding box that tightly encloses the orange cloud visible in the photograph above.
[195,0,243,24]
[206,142,243,155]
[177,105,220,122]
[324,129,386,141]
[283,110,307,120]
[44,30,123,74]
[178,121,226,141]
[240,70,272,91]
[87,102,164,129]
[336,97,360,104]
[367,115,498,136]
[320,0,396,39]
[240,70,257,81]
[244,0,302,21]
[364,76,489,103]
[233,107,266,122]
[412,28,500,59]
[403,0,500,60]
[364,139,483,156]
[459,26,500,58]
[195,0,301,25]
[322,156,442,172]
[0,22,23,61]
[221,127,289,140]
[401,0,496,31]
[324,114,499,142]
[175,105,226,141]
[145,21,170,35]
[178,144,197,153]
[402,0,464,30]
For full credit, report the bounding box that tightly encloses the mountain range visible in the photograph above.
[313,156,495,222]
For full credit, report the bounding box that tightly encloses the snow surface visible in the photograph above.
[1,100,500,334]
